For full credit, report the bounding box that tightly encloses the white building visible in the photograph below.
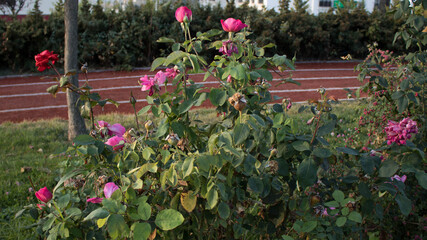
[200,0,377,14]
[15,0,376,15]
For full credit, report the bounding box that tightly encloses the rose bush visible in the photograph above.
[17,2,426,239]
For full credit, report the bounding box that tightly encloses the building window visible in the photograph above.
[258,0,263,4]
[319,0,332,7]
[238,0,243,3]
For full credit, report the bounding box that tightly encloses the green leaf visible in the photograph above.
[292,141,310,152]
[360,156,377,175]
[395,194,412,216]
[138,202,151,221]
[157,37,175,43]
[336,216,347,227]
[325,201,340,208]
[415,171,427,189]
[209,88,227,107]
[397,96,409,113]
[332,190,345,203]
[282,236,295,240]
[313,148,332,158]
[178,99,194,114]
[53,168,85,193]
[161,103,172,114]
[156,121,169,138]
[57,194,70,209]
[248,177,264,194]
[107,214,129,239]
[155,209,184,231]
[133,222,151,240]
[172,43,181,52]
[256,69,273,81]
[136,162,158,179]
[83,208,109,222]
[73,135,95,145]
[336,147,359,155]
[218,202,230,219]
[206,188,219,209]
[317,120,336,136]
[348,211,362,223]
[233,123,250,145]
[341,207,350,216]
[47,84,59,96]
[297,158,317,188]
[164,51,187,66]
[182,157,194,179]
[151,57,166,71]
[188,54,200,73]
[379,160,399,177]
[301,221,317,233]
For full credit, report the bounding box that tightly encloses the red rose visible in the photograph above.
[35,50,59,72]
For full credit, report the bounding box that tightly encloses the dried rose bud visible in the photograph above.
[310,195,321,206]
[166,133,180,146]
[267,160,279,174]
[145,120,154,131]
[177,138,188,151]
[307,117,315,125]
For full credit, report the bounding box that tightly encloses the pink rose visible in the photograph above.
[140,71,167,96]
[35,187,53,203]
[165,67,179,79]
[105,136,125,151]
[104,182,119,198]
[87,197,103,203]
[391,175,407,183]
[175,6,192,23]
[221,18,248,32]
[108,123,126,137]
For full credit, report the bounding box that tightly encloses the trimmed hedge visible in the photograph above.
[0,1,406,72]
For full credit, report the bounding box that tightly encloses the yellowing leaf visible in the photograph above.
[180,191,197,213]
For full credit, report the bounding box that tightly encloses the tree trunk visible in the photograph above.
[64,0,87,141]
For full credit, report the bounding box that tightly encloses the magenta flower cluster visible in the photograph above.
[140,71,167,96]
[97,121,127,151]
[385,118,418,145]
[219,40,238,57]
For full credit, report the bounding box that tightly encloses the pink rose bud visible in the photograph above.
[35,187,53,203]
[227,75,232,83]
[175,6,192,23]
[104,182,119,199]
[221,18,248,32]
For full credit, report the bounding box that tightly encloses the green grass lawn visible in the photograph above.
[0,100,367,239]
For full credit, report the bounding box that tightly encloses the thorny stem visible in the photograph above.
[133,105,140,130]
[184,21,227,88]
[50,64,61,79]
[310,113,322,145]
[83,71,95,131]
[28,176,36,191]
